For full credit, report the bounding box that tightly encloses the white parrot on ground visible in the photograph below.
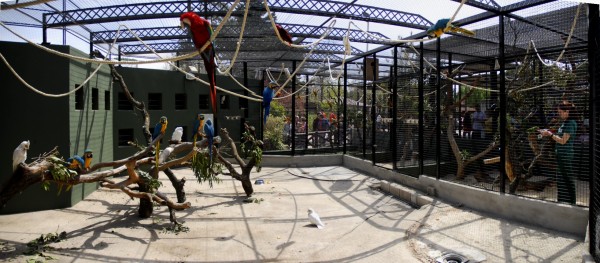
[171,126,184,143]
[12,140,30,171]
[308,208,325,229]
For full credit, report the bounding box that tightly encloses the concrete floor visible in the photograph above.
[0,166,585,262]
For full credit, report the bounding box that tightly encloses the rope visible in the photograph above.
[272,44,319,96]
[274,58,329,99]
[0,25,123,97]
[0,21,202,65]
[106,4,264,103]
[407,44,499,93]
[0,0,246,66]
[263,0,336,49]
[447,0,468,29]
[529,3,581,67]
[215,0,250,75]
[349,21,432,44]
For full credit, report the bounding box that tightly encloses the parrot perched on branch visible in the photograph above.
[275,24,293,45]
[12,140,29,172]
[426,18,475,38]
[262,81,277,125]
[152,116,168,166]
[65,149,93,173]
[180,12,218,116]
[204,119,214,164]
[192,113,205,148]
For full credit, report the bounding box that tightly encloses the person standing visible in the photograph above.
[462,111,472,139]
[472,105,486,139]
[539,103,577,205]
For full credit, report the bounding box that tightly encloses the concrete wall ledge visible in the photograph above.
[376,180,434,208]
[261,154,343,167]
[342,154,588,237]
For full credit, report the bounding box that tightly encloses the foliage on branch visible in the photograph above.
[44,156,76,194]
[240,126,263,172]
[139,170,162,193]
[191,151,222,188]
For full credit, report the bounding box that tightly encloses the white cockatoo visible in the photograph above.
[12,140,30,171]
[158,147,173,164]
[308,208,325,229]
[171,127,184,143]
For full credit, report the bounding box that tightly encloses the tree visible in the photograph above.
[1,63,264,227]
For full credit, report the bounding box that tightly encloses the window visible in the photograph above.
[105,90,111,110]
[148,93,162,110]
[175,93,187,110]
[220,95,230,109]
[92,88,99,110]
[118,92,133,110]
[118,128,134,146]
[199,94,209,109]
[75,85,84,110]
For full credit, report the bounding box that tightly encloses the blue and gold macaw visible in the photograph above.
[426,18,475,38]
[262,81,277,125]
[152,116,168,167]
[204,119,214,164]
[192,113,205,147]
[65,149,93,173]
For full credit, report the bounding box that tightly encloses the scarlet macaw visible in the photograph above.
[275,24,293,45]
[263,81,277,125]
[204,119,214,164]
[426,18,475,38]
[180,12,218,116]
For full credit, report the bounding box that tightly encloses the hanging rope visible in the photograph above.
[0,21,202,65]
[0,0,244,66]
[274,58,329,99]
[0,25,123,97]
[215,0,250,75]
[529,3,582,67]
[263,0,336,49]
[407,44,499,93]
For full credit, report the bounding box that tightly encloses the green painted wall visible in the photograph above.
[112,67,261,159]
[0,41,112,214]
[67,47,113,205]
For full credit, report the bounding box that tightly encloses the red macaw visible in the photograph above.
[180,12,218,116]
[276,24,293,45]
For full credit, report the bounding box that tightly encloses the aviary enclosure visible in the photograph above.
[2,0,600,261]
[263,1,590,206]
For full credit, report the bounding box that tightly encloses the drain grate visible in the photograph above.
[436,252,469,263]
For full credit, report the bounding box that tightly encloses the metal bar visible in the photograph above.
[45,0,431,29]
[499,15,506,194]
[337,77,341,151]
[372,53,377,165]
[500,0,557,14]
[451,0,500,12]
[42,13,48,44]
[436,38,441,180]
[292,60,297,156]
[260,70,265,141]
[305,75,309,150]
[343,63,348,154]
[362,57,367,159]
[419,42,424,175]
[392,46,398,170]
[588,4,598,258]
